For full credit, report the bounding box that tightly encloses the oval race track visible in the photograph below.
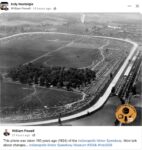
[0,32,138,126]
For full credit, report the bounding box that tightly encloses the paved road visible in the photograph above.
[0,32,138,126]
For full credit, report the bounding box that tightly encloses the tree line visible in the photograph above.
[8,63,96,90]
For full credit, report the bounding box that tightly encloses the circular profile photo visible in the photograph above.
[0,2,9,11]
[3,129,10,136]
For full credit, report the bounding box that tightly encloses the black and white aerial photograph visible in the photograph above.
[0,13,141,126]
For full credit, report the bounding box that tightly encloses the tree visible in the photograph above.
[8,64,96,90]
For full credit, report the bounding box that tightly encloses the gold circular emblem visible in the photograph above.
[115,103,137,124]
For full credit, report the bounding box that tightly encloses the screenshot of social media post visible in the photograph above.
[0,0,142,150]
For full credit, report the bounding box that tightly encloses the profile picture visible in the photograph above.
[0,2,9,11]
[3,129,10,136]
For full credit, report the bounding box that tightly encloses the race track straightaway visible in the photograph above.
[0,32,138,125]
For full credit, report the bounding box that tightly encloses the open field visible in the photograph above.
[0,33,133,72]
[0,33,79,72]
[0,81,82,122]
[36,88,82,107]
[0,82,82,110]
[0,33,106,71]
[104,39,133,51]
[35,47,102,68]
[0,82,33,108]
